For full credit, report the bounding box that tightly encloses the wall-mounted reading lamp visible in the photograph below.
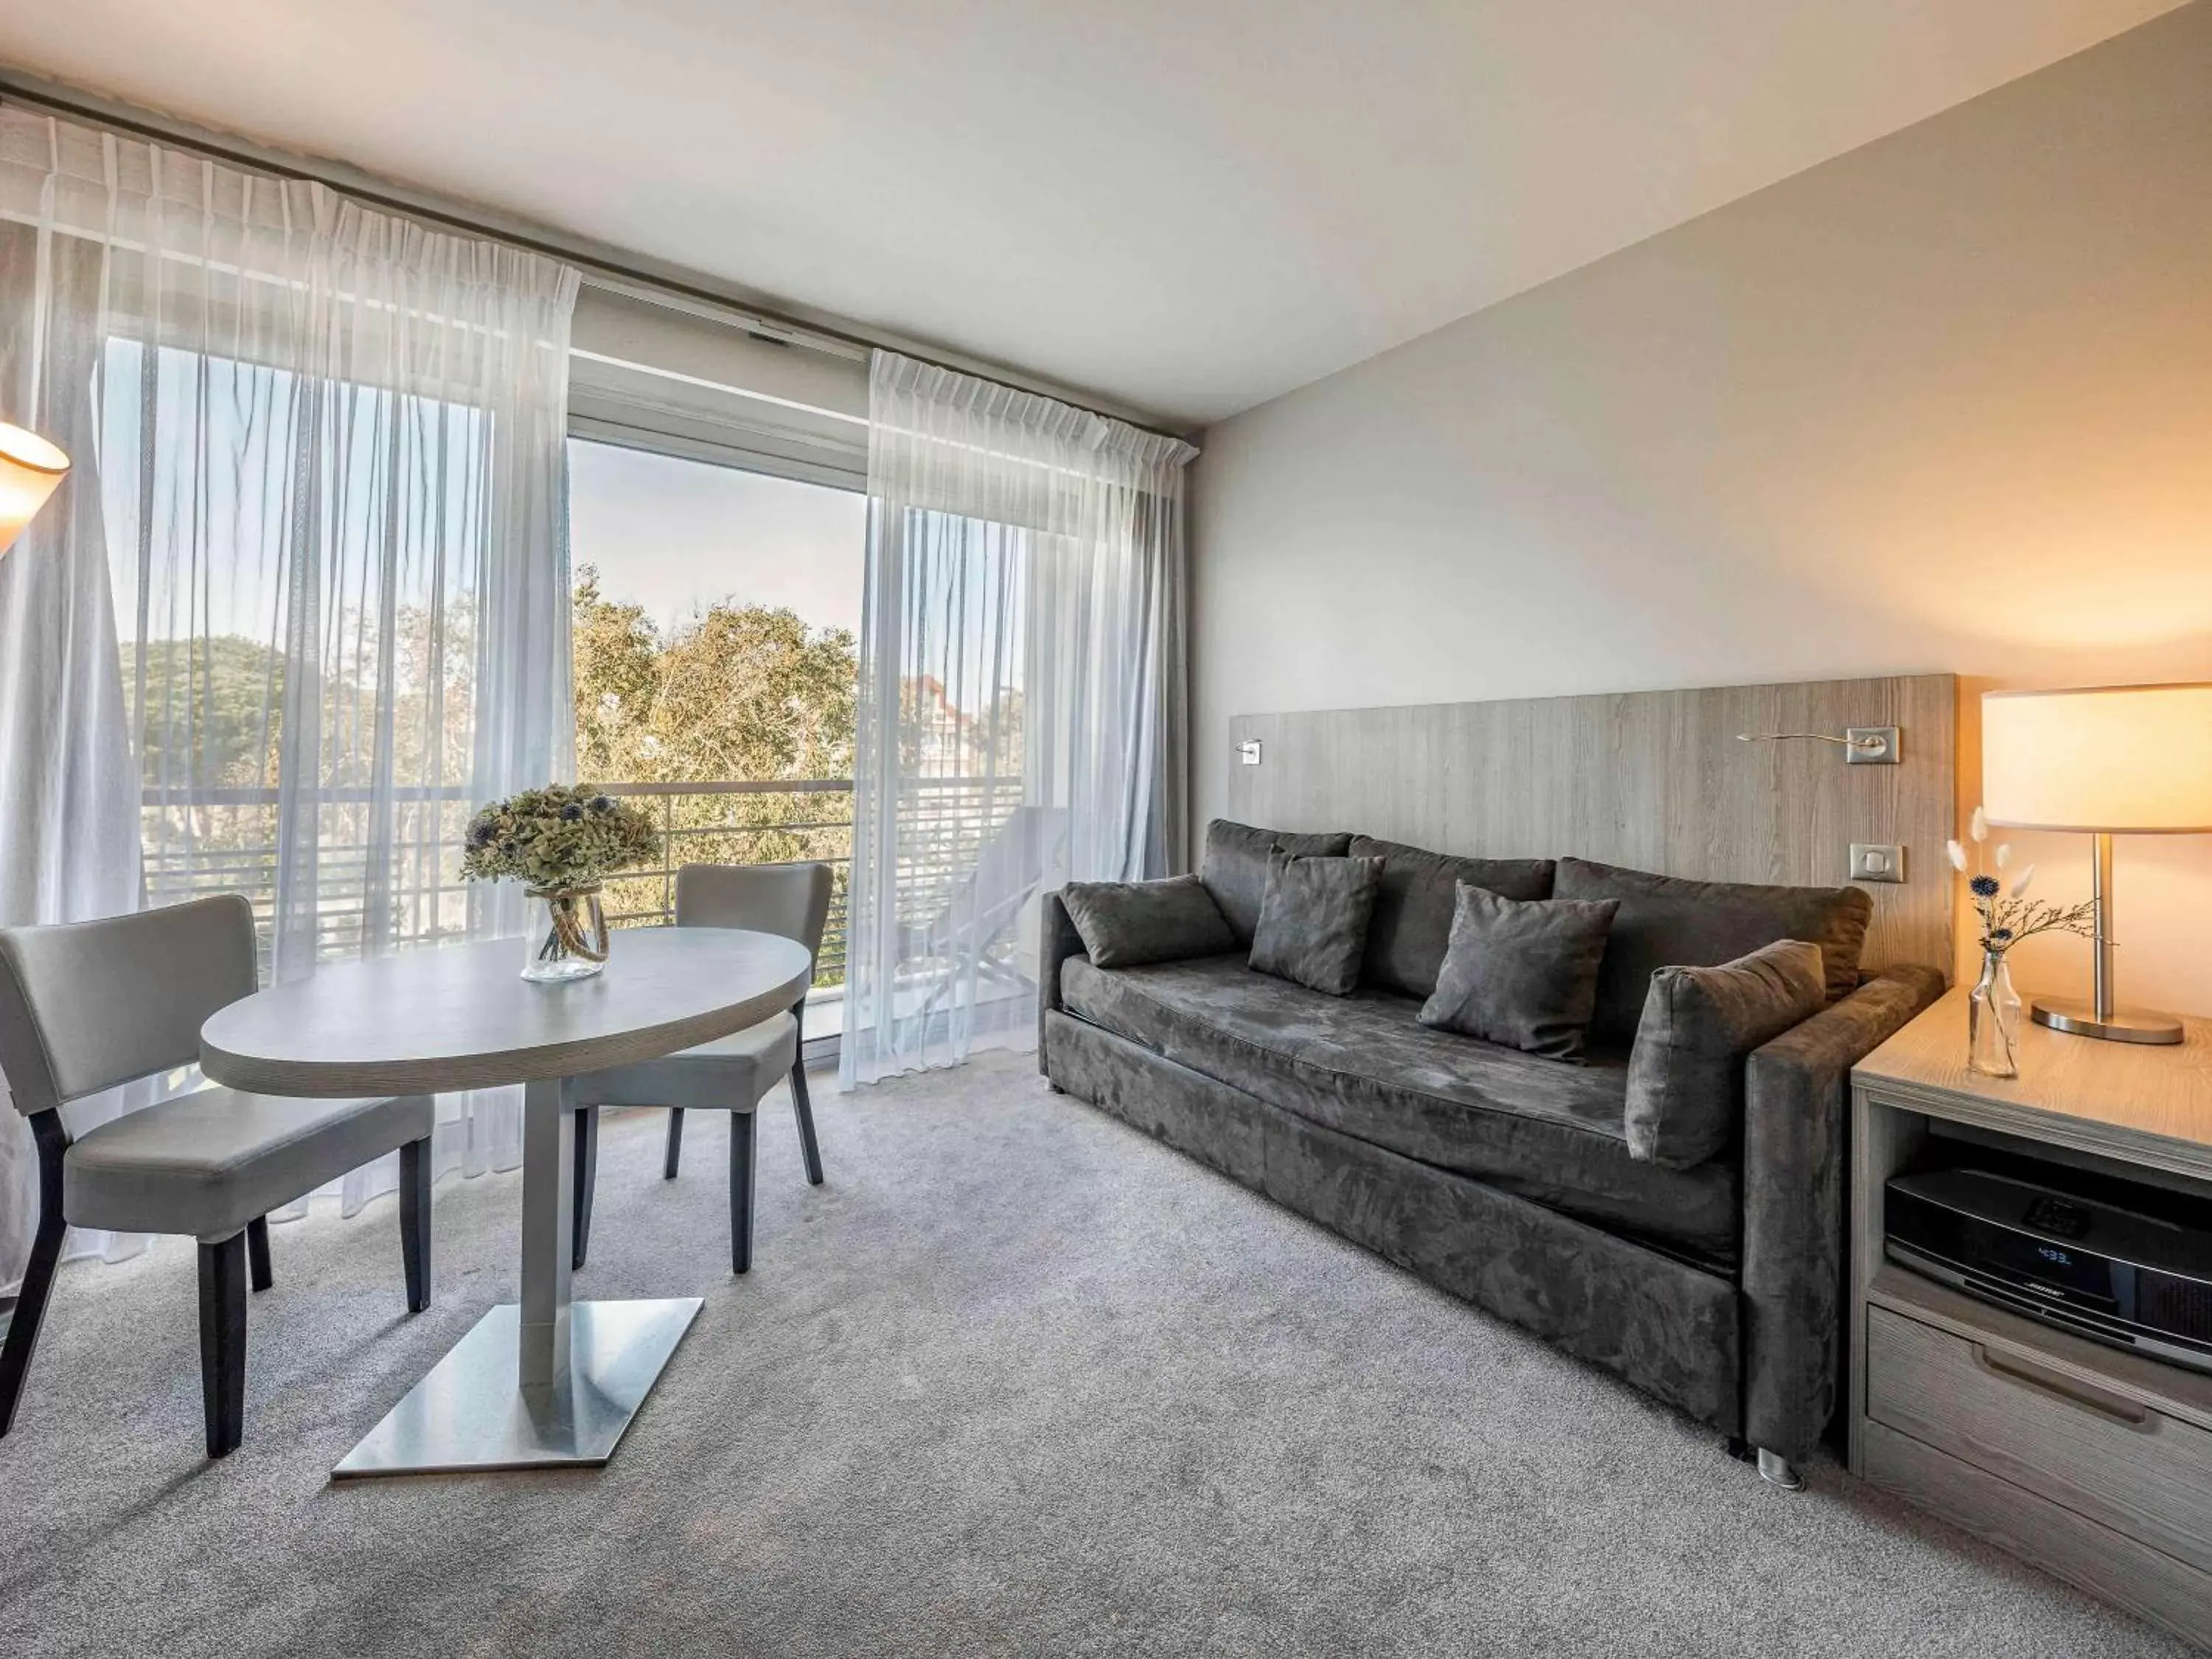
[1736,725,1909,883]
[0,422,70,561]
[1734,726,1901,765]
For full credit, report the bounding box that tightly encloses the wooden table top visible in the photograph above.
[201,928,813,1098]
[1854,984,2212,1176]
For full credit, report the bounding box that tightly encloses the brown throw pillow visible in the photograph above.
[1624,939,1827,1169]
[1058,876,1237,970]
[1553,857,1874,1052]
[1200,819,1354,944]
[1248,852,1385,996]
[1416,884,1619,1061]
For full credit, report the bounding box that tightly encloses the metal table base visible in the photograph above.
[333,1297,702,1477]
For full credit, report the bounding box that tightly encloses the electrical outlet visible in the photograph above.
[1848,843,1905,884]
[1237,739,1263,765]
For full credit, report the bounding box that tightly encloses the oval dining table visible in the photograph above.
[199,926,813,1478]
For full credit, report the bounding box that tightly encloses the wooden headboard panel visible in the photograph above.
[1225,673,1956,975]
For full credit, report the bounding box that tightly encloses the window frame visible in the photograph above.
[560,382,864,1051]
[564,294,869,494]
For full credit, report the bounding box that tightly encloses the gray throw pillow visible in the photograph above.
[1416,885,1619,1061]
[1624,939,1827,1169]
[1349,835,1557,998]
[1248,852,1385,996]
[1058,876,1237,970]
[1200,818,1354,943]
[1554,857,1874,1052]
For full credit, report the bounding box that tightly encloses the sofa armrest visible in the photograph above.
[1038,889,1090,1073]
[1738,962,1945,1460]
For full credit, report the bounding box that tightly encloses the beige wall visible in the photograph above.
[1190,1,2212,1015]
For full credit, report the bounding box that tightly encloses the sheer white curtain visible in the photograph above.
[0,110,577,1287]
[841,352,1195,1086]
[0,116,150,1284]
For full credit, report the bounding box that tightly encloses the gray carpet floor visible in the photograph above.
[0,1051,2188,1658]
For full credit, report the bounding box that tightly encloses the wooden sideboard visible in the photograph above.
[1851,987,2212,1649]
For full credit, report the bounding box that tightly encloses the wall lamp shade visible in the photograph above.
[1980,684,2212,1047]
[1983,684,2212,833]
[0,422,71,560]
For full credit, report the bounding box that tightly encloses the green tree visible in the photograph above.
[124,635,288,909]
[122,633,285,789]
[569,567,860,973]
[571,565,856,785]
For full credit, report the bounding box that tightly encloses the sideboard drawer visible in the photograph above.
[1866,1304,2212,1573]
[1867,1310,2212,1575]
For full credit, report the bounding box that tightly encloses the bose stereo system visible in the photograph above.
[1885,1158,2212,1375]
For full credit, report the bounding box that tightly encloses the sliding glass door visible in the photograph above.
[565,438,863,987]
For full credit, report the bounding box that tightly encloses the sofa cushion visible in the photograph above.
[1349,835,1556,998]
[1249,852,1385,996]
[1625,940,1826,1169]
[1200,818,1354,943]
[1418,885,1618,1061]
[1554,856,1874,1051]
[1058,875,1237,969]
[1058,953,1737,1262]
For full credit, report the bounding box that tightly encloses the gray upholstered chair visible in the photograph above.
[566,860,831,1275]
[0,895,434,1457]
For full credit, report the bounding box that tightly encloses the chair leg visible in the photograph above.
[198,1233,248,1458]
[400,1135,432,1313]
[0,1112,69,1439]
[790,1060,824,1187]
[664,1107,685,1179]
[729,1110,757,1275]
[246,1215,274,1293]
[571,1106,599,1271]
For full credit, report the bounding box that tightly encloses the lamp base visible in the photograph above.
[2030,998,2185,1046]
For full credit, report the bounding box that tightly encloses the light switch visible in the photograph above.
[1849,843,1905,884]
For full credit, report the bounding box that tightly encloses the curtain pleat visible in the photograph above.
[0,110,577,1287]
[841,352,1195,1087]
[0,185,153,1282]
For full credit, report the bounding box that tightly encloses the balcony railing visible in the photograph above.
[598,779,855,984]
[139,774,1026,991]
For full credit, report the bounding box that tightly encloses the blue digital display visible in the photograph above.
[2038,1245,2073,1266]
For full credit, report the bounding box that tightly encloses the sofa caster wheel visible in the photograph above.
[1756,1448,1804,1492]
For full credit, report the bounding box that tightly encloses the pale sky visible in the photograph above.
[568,439,864,639]
[97,362,867,653]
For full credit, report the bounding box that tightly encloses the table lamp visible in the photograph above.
[1982,684,2212,1045]
[0,421,71,560]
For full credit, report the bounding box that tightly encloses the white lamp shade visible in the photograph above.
[1983,684,2212,833]
[0,421,70,559]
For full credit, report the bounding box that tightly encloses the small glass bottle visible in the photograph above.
[1967,947,2023,1078]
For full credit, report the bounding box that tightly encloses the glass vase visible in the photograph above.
[1967,947,2023,1079]
[522,885,610,983]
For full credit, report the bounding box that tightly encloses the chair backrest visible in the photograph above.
[0,895,258,1116]
[674,862,833,973]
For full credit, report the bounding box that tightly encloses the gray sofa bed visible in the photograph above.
[1038,824,1944,1481]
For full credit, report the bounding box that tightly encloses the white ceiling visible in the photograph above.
[0,1,2187,427]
